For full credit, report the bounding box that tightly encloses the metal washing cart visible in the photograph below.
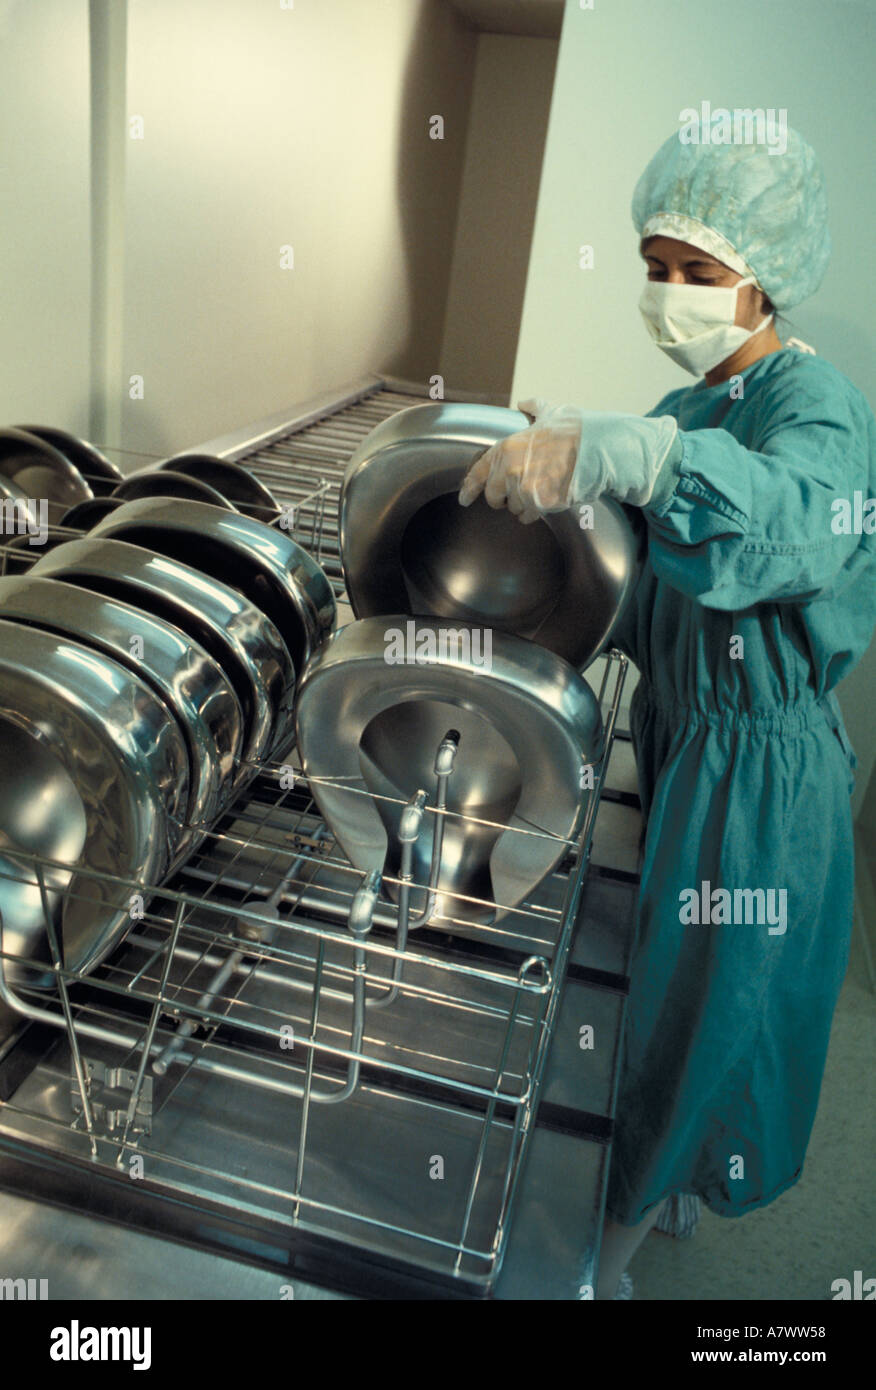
[0,381,643,1299]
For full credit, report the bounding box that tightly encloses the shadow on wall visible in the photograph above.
[382,0,478,387]
[387,3,561,398]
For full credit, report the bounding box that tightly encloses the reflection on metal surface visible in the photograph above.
[57,497,124,530]
[296,617,604,925]
[159,455,282,523]
[340,403,642,669]
[0,620,187,988]
[0,472,41,533]
[112,469,236,510]
[0,575,244,852]
[0,532,71,576]
[15,425,123,497]
[30,536,296,764]
[90,496,336,675]
[0,1188,349,1300]
[0,428,93,525]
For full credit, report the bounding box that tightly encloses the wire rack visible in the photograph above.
[0,385,631,1295]
[230,385,422,596]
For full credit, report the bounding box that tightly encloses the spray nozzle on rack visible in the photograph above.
[348,868,381,938]
[398,789,428,843]
[434,729,460,777]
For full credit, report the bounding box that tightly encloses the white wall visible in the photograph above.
[0,2,558,457]
[0,0,92,434]
[117,0,478,468]
[513,0,876,821]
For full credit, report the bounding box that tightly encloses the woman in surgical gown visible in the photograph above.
[459,120,876,1299]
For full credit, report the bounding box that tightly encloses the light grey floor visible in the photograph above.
[630,921,876,1301]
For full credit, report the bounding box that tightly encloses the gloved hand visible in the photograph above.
[458,398,682,523]
[458,398,583,525]
[567,409,681,508]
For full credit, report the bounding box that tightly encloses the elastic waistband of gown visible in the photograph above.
[633,679,837,735]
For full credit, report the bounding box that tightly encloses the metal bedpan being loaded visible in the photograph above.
[0,576,244,857]
[29,537,296,767]
[296,616,604,927]
[0,620,188,990]
[90,496,337,676]
[340,403,644,670]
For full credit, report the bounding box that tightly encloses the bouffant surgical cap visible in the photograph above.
[631,116,831,310]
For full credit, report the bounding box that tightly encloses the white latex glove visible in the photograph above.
[458,399,681,522]
[458,398,582,525]
[567,410,680,507]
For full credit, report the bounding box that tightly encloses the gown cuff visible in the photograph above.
[645,429,685,513]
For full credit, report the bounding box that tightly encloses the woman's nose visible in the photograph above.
[667,269,687,284]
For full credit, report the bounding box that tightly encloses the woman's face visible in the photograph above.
[641,235,767,329]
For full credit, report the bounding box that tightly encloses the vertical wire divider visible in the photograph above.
[452,952,551,1278]
[34,861,98,1158]
[116,897,188,1162]
[481,648,631,1280]
[292,935,326,1220]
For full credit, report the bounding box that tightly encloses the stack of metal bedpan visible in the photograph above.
[0,435,335,989]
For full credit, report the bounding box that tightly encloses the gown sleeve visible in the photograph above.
[640,360,876,609]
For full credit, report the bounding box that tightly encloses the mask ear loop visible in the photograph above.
[734,275,774,339]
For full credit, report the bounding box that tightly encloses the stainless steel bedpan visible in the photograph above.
[340,403,643,670]
[0,472,41,533]
[159,455,282,523]
[295,617,603,926]
[90,497,337,676]
[112,469,237,509]
[15,425,123,496]
[58,496,124,530]
[0,428,93,525]
[0,620,188,990]
[29,537,295,766]
[0,576,244,853]
[1,532,76,576]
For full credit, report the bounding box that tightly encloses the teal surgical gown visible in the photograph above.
[604,346,876,1223]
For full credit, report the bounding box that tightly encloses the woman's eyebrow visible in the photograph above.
[642,252,722,268]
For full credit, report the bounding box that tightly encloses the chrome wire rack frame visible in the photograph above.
[0,382,632,1294]
[0,649,629,1294]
